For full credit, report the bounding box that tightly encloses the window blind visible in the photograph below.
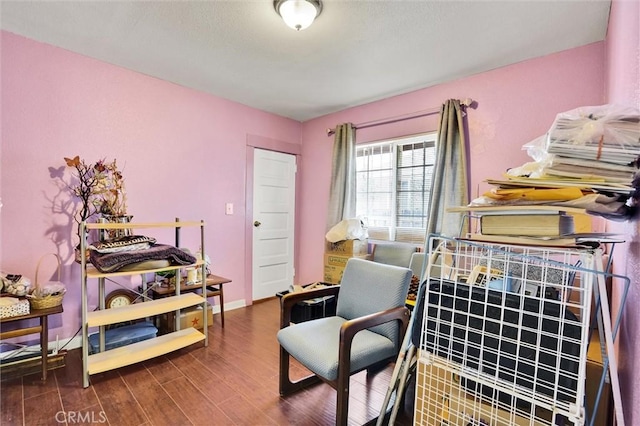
[356,133,436,245]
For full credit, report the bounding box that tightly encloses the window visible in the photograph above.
[355,133,437,244]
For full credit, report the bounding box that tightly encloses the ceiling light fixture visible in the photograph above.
[274,0,322,31]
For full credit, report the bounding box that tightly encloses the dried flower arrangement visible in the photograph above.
[64,155,127,245]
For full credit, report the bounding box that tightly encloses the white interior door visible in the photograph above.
[252,149,296,300]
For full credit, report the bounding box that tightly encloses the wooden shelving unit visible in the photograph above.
[86,293,205,327]
[87,328,204,375]
[80,220,208,388]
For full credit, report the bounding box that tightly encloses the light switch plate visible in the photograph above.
[225,203,233,215]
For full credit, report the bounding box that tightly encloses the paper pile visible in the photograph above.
[472,104,640,220]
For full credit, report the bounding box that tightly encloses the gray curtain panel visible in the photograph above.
[326,123,356,230]
[426,99,469,238]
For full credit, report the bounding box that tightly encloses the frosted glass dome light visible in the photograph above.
[274,0,322,31]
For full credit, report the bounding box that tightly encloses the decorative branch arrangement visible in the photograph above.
[63,155,127,244]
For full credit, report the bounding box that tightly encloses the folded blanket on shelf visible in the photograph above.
[90,243,196,273]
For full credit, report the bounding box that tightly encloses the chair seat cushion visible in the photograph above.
[277,316,397,381]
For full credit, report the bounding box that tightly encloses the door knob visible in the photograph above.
[254,221,261,227]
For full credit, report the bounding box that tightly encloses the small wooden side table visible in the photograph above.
[0,304,64,381]
[149,274,232,327]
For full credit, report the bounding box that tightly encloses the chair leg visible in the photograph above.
[279,346,321,396]
[279,345,293,395]
[366,359,390,375]
[336,364,350,426]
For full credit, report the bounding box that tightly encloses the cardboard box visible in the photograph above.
[585,331,612,426]
[566,254,611,320]
[416,346,611,426]
[323,264,345,285]
[323,253,372,284]
[180,303,213,330]
[415,354,547,426]
[160,303,213,332]
[325,239,368,256]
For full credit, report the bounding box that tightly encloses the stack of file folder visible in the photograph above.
[547,104,640,166]
[468,105,640,221]
[544,104,640,195]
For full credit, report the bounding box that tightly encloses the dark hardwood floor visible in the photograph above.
[0,297,414,425]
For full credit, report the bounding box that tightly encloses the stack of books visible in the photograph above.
[469,207,576,246]
[479,210,574,236]
[449,205,624,247]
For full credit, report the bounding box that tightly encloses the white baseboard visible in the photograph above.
[0,334,83,358]
[58,335,84,351]
[216,299,246,313]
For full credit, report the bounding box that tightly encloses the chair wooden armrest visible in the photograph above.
[339,306,410,355]
[280,286,341,328]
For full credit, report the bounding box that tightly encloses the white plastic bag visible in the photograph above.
[548,104,640,146]
[546,104,640,164]
[523,135,550,163]
[325,218,368,243]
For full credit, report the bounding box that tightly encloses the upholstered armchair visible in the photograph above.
[277,258,412,426]
[371,241,417,268]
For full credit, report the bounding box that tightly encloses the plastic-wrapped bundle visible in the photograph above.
[0,272,32,296]
[471,105,640,220]
[546,104,640,165]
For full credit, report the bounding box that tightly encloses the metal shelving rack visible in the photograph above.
[411,235,629,426]
[80,220,208,388]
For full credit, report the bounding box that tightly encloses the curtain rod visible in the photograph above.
[326,98,474,137]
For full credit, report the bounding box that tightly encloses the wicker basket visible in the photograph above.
[28,253,66,310]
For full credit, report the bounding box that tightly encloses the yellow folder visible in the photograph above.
[483,187,584,201]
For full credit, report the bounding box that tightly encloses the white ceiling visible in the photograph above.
[0,0,611,122]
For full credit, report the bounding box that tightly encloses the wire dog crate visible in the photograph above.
[413,235,627,426]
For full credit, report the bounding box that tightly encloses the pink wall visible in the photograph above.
[2,6,637,416]
[297,42,605,284]
[604,0,640,424]
[0,31,302,340]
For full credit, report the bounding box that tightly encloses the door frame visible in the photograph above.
[245,134,302,305]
